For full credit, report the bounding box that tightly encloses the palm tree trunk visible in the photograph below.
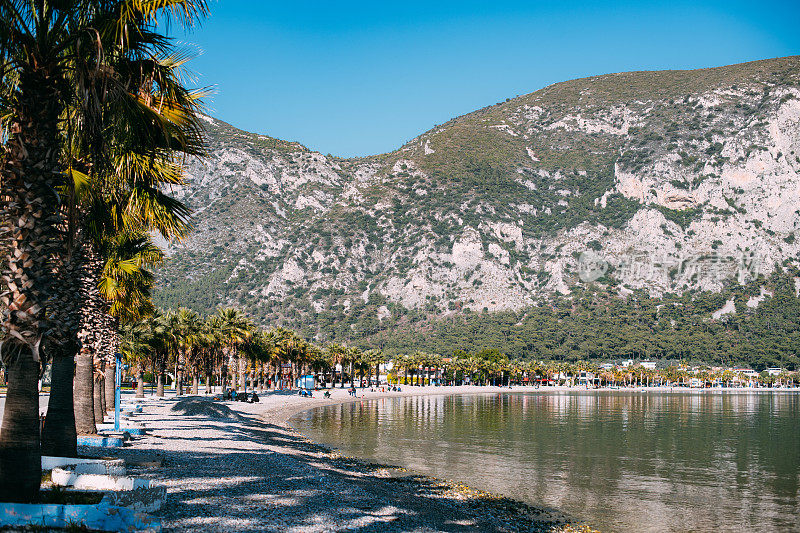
[238,356,247,392]
[41,351,78,458]
[192,374,199,395]
[93,374,105,425]
[104,356,116,414]
[136,367,145,398]
[228,355,236,389]
[157,362,165,397]
[94,354,106,424]
[176,351,184,396]
[76,240,105,429]
[100,373,107,415]
[40,225,86,460]
[0,345,42,502]
[0,66,68,502]
[74,348,96,434]
[103,316,120,411]
[205,372,213,394]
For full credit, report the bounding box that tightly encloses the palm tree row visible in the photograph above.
[0,0,209,502]
[121,312,800,396]
[393,352,800,389]
[122,308,389,395]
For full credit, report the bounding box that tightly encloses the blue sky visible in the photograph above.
[178,0,800,157]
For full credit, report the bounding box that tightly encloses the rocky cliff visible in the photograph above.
[156,56,800,341]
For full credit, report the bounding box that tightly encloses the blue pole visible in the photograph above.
[114,352,121,432]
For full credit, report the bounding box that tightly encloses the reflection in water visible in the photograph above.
[290,392,800,532]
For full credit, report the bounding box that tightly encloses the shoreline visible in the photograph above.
[255,383,800,427]
[78,389,598,532]
[1,383,796,421]
[73,385,799,532]
[255,385,609,532]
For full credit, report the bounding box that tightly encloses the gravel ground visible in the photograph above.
[78,388,585,533]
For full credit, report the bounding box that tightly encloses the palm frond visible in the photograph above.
[122,185,193,240]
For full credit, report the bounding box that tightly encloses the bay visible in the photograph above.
[290,391,800,532]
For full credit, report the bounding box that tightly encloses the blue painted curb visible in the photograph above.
[0,502,161,532]
[77,436,124,447]
[99,427,147,436]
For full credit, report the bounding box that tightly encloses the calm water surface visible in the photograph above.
[290,392,800,532]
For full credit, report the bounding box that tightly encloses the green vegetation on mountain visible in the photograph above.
[155,56,800,371]
[206,117,310,153]
[351,270,800,371]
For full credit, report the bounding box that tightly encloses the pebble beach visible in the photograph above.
[79,386,594,532]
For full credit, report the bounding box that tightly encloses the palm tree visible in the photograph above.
[326,343,348,388]
[395,354,410,385]
[100,231,163,401]
[403,353,417,386]
[172,308,203,395]
[68,44,202,438]
[363,349,384,386]
[205,314,227,391]
[0,2,208,494]
[244,329,277,392]
[70,230,165,433]
[153,311,175,396]
[120,320,154,398]
[450,356,465,385]
[0,2,92,501]
[196,318,224,394]
[414,351,439,386]
[273,328,306,389]
[306,343,327,388]
[345,346,361,387]
[215,308,253,390]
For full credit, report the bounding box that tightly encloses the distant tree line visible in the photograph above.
[156,267,800,372]
[355,269,800,371]
[121,308,799,393]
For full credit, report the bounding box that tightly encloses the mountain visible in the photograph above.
[155,56,800,351]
